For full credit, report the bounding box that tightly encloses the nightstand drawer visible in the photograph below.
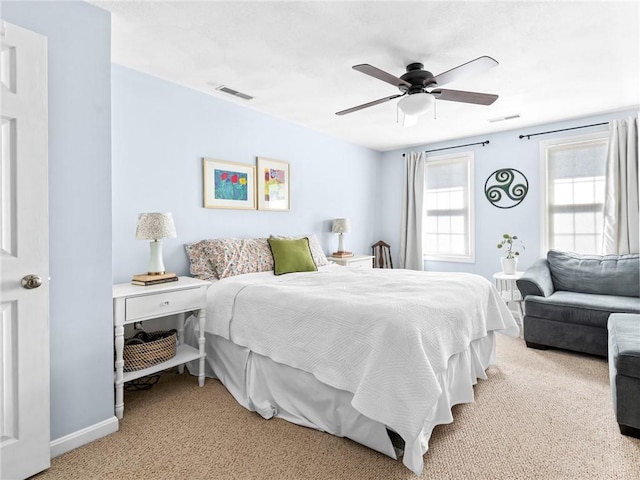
[125,288,202,322]
[331,255,374,269]
[348,259,373,269]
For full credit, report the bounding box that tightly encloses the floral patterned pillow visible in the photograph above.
[184,241,209,279]
[185,238,275,280]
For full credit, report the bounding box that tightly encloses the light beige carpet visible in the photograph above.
[34,334,639,479]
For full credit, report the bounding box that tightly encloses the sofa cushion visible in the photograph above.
[525,292,640,329]
[608,313,640,380]
[547,250,640,297]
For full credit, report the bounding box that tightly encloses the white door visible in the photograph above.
[0,20,50,480]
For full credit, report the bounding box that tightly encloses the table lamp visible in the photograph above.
[135,212,177,275]
[332,218,353,257]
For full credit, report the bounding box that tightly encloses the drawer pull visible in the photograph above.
[161,301,170,307]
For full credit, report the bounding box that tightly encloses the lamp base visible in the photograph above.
[147,240,167,275]
[332,251,354,258]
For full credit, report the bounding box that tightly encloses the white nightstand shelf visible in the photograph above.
[122,344,201,384]
[330,254,374,269]
[112,276,211,419]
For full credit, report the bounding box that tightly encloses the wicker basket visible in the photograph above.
[123,330,177,372]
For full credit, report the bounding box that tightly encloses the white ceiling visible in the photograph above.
[91,1,640,152]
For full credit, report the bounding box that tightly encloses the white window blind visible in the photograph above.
[541,132,608,254]
[423,152,475,262]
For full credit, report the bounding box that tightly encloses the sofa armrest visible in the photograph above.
[516,258,554,298]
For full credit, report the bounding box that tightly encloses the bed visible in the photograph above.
[183,237,519,475]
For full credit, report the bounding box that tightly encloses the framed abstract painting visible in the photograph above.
[203,158,256,209]
[257,157,290,211]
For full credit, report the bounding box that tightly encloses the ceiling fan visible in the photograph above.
[335,56,499,118]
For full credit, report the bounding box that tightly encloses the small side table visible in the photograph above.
[112,276,211,419]
[493,271,524,324]
[330,255,374,269]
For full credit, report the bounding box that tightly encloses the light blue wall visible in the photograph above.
[111,65,381,283]
[379,108,640,281]
[1,1,114,441]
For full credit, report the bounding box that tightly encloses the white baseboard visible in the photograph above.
[50,416,119,458]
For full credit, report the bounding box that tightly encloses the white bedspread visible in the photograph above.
[206,266,518,474]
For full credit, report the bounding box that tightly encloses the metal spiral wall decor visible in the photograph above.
[484,168,528,209]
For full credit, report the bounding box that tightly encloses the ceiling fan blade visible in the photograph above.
[431,89,498,105]
[335,94,404,116]
[352,64,412,88]
[433,56,498,87]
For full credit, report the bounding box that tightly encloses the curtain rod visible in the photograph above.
[402,140,489,156]
[518,122,608,140]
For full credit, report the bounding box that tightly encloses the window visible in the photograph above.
[541,132,608,254]
[423,152,474,262]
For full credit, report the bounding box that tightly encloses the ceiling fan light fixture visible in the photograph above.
[398,93,434,116]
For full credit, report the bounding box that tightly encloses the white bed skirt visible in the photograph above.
[185,320,497,475]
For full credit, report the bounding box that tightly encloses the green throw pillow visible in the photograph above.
[268,237,318,275]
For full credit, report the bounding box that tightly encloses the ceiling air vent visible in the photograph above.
[488,114,520,123]
[215,85,253,101]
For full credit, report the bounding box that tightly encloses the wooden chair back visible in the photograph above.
[371,241,393,269]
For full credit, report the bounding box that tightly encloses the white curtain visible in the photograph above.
[399,152,426,270]
[602,116,639,254]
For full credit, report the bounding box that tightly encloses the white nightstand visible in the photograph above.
[330,255,374,269]
[493,271,524,324]
[112,276,211,419]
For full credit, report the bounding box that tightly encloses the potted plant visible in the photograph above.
[497,234,524,274]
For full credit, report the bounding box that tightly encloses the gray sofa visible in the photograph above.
[608,313,640,438]
[516,250,640,357]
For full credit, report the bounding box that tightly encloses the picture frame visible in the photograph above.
[203,158,256,210]
[257,157,290,211]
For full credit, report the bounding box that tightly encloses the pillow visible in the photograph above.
[547,250,640,297]
[185,238,274,280]
[270,234,329,267]
[184,240,216,280]
[267,237,318,275]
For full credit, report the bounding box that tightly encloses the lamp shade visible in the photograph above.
[135,213,177,240]
[398,93,434,116]
[332,218,351,234]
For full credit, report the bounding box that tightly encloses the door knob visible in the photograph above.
[21,274,42,289]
